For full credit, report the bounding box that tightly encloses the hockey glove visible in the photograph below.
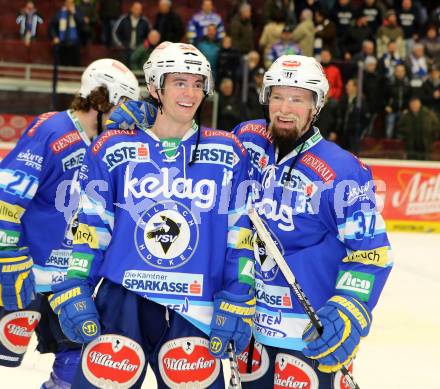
[302,295,372,373]
[106,100,157,130]
[0,248,35,310]
[49,279,101,344]
[209,290,255,359]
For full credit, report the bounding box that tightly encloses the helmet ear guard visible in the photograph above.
[79,59,140,105]
[143,42,214,96]
[260,55,330,116]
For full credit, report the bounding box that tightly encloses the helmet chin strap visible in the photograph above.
[97,111,104,136]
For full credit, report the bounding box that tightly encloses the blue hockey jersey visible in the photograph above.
[234,119,393,351]
[0,111,91,292]
[68,124,254,335]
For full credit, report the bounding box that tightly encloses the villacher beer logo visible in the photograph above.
[274,354,319,389]
[135,200,199,269]
[0,311,41,354]
[82,334,145,389]
[333,361,354,389]
[237,341,270,382]
[158,337,220,388]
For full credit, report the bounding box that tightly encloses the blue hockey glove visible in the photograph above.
[0,248,35,310]
[302,295,372,373]
[49,279,101,344]
[209,290,255,359]
[106,100,157,130]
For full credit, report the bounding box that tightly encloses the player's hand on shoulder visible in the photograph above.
[49,278,101,344]
[106,100,157,130]
[0,247,35,310]
[302,295,372,373]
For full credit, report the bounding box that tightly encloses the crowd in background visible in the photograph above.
[13,0,440,159]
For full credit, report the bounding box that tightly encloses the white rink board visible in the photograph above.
[1,232,439,388]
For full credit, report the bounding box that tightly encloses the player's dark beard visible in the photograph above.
[271,109,313,160]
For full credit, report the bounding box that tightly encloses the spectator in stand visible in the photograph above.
[317,49,343,139]
[97,0,121,47]
[263,0,296,26]
[77,0,98,45]
[187,0,225,45]
[421,63,440,117]
[154,0,184,43]
[246,50,262,81]
[113,1,150,67]
[344,13,374,60]
[229,2,254,55]
[363,55,386,120]
[397,96,440,159]
[336,78,370,152]
[405,43,429,90]
[422,25,440,65]
[429,5,440,31]
[16,1,43,47]
[292,8,315,57]
[266,25,301,68]
[246,67,265,120]
[259,9,285,67]
[217,78,243,131]
[378,39,404,80]
[314,7,338,60]
[295,0,321,21]
[330,0,356,58]
[397,0,420,56]
[376,9,405,58]
[196,24,220,78]
[361,0,383,35]
[216,35,242,87]
[385,63,412,138]
[130,29,161,71]
[350,40,376,76]
[49,0,84,67]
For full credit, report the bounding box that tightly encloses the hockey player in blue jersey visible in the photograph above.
[0,58,140,388]
[49,42,255,388]
[232,55,393,388]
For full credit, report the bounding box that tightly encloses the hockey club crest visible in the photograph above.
[135,200,199,269]
[274,354,319,388]
[237,341,270,382]
[333,361,354,389]
[254,220,283,281]
[158,337,220,388]
[0,311,41,354]
[81,334,145,389]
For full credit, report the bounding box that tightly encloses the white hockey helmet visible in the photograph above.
[79,58,140,105]
[143,42,214,95]
[260,55,329,115]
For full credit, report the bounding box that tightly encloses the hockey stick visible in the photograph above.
[227,341,242,389]
[248,208,360,389]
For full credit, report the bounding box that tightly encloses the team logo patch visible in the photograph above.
[0,311,41,354]
[254,222,283,281]
[274,354,319,389]
[333,362,354,389]
[135,200,199,269]
[81,334,145,389]
[159,337,220,388]
[237,341,269,382]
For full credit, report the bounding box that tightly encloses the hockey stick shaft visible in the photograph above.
[248,208,360,389]
[227,342,242,389]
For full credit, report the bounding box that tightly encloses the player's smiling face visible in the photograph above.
[268,86,316,143]
[159,73,205,126]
